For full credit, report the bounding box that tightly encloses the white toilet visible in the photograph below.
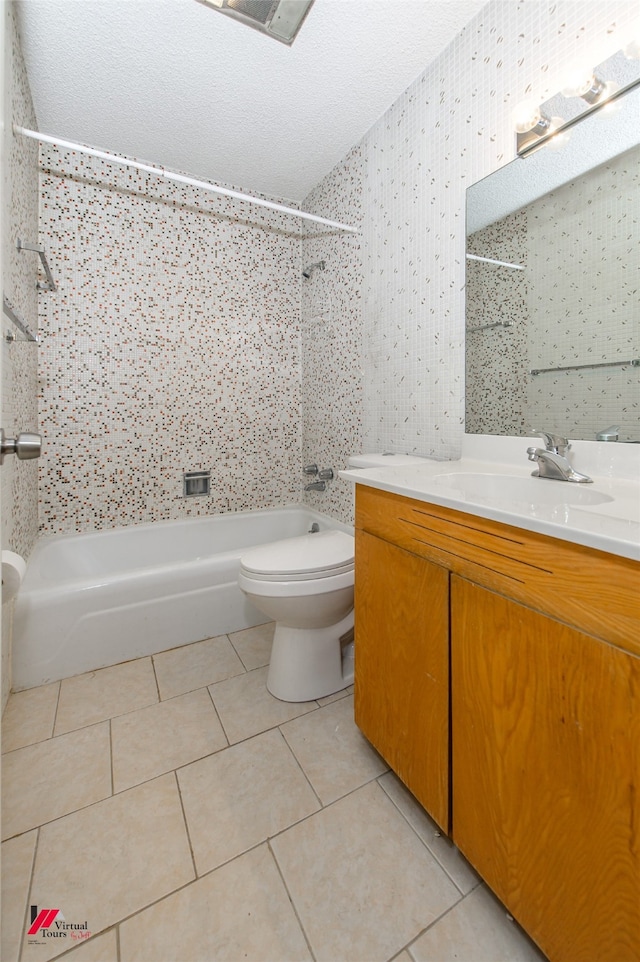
[238,453,426,702]
[239,529,355,702]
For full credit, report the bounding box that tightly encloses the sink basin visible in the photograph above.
[432,473,614,507]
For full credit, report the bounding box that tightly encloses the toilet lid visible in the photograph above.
[240,530,354,577]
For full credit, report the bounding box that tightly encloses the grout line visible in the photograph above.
[376,773,470,898]
[150,654,162,702]
[51,679,62,738]
[109,719,115,796]
[16,826,39,962]
[173,770,198,880]
[204,684,230,750]
[400,889,478,957]
[116,923,121,962]
[267,838,317,962]
[277,725,323,809]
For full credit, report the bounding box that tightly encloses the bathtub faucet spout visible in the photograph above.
[304,481,326,492]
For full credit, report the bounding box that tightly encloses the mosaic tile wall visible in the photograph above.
[467,146,639,441]
[300,144,363,526]
[526,145,639,440]
[33,0,640,538]
[2,2,40,708]
[465,210,529,436]
[354,0,639,459]
[38,150,303,535]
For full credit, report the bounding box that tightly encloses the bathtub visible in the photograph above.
[13,505,351,691]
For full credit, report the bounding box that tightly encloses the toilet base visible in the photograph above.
[267,611,355,703]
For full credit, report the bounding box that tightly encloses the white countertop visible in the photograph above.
[340,436,640,562]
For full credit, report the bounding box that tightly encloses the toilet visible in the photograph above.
[238,453,427,702]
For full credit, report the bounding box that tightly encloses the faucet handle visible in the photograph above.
[537,431,570,456]
[596,424,620,441]
[303,464,318,476]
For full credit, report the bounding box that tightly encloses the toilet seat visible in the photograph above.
[239,531,354,581]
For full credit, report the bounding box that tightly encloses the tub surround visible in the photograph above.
[341,435,640,562]
[13,506,350,691]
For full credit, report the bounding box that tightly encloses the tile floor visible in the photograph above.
[2,623,548,962]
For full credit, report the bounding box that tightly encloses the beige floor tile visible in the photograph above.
[178,728,320,875]
[2,724,111,840]
[120,843,312,962]
[57,929,118,962]
[54,658,158,735]
[153,635,245,700]
[379,771,481,896]
[281,695,388,804]
[316,687,351,707]
[393,953,414,962]
[1,830,38,962]
[112,688,228,792]
[271,780,461,962]
[208,666,317,743]
[2,683,59,753]
[408,885,548,962]
[25,774,194,962]
[228,622,274,670]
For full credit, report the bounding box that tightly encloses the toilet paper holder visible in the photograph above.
[0,428,41,465]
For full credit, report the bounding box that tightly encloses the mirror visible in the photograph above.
[465,83,639,442]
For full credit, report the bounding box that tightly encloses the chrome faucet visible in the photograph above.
[304,480,326,492]
[527,432,592,483]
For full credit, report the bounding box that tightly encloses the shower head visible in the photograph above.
[302,260,326,280]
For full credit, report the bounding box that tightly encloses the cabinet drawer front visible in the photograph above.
[356,485,640,655]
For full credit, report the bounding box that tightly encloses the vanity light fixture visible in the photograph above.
[512,100,552,136]
[561,70,607,104]
[515,44,640,157]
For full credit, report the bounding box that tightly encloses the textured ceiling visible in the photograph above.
[16,0,487,203]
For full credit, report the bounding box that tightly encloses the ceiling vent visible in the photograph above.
[196,0,314,45]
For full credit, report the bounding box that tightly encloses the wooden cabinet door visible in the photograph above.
[354,529,450,830]
[451,576,640,962]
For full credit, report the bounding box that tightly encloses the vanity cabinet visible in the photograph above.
[354,484,640,962]
[354,530,449,830]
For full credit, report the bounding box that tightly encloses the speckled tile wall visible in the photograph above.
[357,0,638,459]
[526,145,639,440]
[466,210,529,436]
[29,0,640,538]
[300,144,363,526]
[2,2,40,707]
[466,144,638,441]
[38,149,304,535]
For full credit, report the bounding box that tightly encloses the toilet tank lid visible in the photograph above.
[347,453,427,468]
[240,530,355,576]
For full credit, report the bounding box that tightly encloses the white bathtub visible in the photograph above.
[13,505,350,691]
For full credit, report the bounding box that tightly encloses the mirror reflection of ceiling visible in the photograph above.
[465,86,639,444]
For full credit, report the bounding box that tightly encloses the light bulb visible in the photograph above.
[562,69,606,103]
[513,100,548,134]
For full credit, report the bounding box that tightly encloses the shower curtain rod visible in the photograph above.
[14,126,359,235]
